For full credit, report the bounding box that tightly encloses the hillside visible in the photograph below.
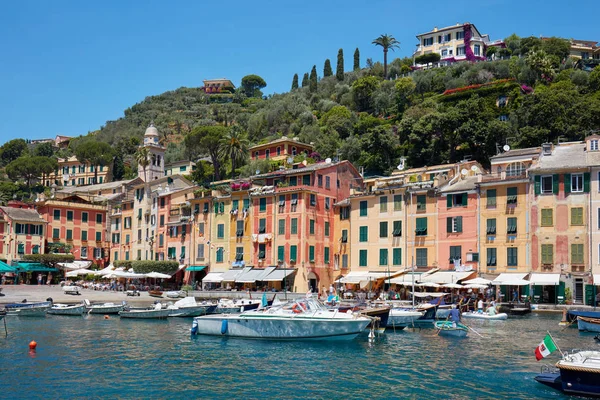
[1,33,600,200]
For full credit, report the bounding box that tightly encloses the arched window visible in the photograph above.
[506,162,526,177]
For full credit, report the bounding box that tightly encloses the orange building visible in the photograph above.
[249,137,314,162]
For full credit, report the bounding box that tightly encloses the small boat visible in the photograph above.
[5,301,51,317]
[62,285,82,295]
[166,290,187,299]
[48,303,86,315]
[84,299,125,314]
[462,312,508,320]
[191,298,372,340]
[0,309,7,320]
[167,297,217,317]
[148,290,164,298]
[535,350,600,397]
[119,303,170,319]
[215,298,261,314]
[568,310,600,323]
[387,308,425,330]
[435,321,469,337]
[577,316,600,333]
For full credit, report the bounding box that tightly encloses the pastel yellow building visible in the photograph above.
[46,156,112,187]
[566,38,600,60]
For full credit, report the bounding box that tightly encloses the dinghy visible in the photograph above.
[462,311,508,320]
[435,321,469,337]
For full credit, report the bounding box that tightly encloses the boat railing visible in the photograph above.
[540,364,558,373]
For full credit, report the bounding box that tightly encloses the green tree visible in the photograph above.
[241,74,267,98]
[189,160,214,186]
[134,147,152,182]
[0,139,28,166]
[291,73,299,90]
[358,125,399,175]
[220,125,249,176]
[336,49,344,81]
[525,49,555,82]
[395,77,416,114]
[354,48,360,71]
[541,37,571,61]
[309,65,318,93]
[112,152,125,181]
[351,76,380,112]
[323,59,333,77]
[301,73,309,87]
[184,125,228,180]
[73,141,114,184]
[372,34,400,79]
[589,66,600,92]
[5,156,57,187]
[34,142,54,157]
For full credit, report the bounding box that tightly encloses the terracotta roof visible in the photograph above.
[490,147,541,161]
[249,137,313,151]
[0,206,46,223]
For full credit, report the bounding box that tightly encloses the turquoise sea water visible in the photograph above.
[0,312,596,399]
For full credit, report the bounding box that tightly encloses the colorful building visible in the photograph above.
[46,156,112,187]
[249,136,314,162]
[413,22,504,67]
[202,79,235,94]
[0,203,46,264]
[164,160,196,177]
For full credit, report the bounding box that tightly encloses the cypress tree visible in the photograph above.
[291,73,299,90]
[301,73,309,87]
[309,65,317,93]
[354,48,360,71]
[323,59,333,77]
[336,48,344,81]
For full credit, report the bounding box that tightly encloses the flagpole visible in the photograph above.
[547,330,564,357]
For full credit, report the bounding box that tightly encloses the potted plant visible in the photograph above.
[565,287,573,304]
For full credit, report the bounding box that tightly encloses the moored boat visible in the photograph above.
[568,310,600,323]
[167,297,217,317]
[148,290,163,298]
[48,303,86,315]
[84,299,125,314]
[215,298,261,314]
[462,312,508,320]
[0,309,6,320]
[535,351,600,397]
[191,298,372,340]
[577,316,600,333]
[435,321,469,337]
[166,290,186,299]
[387,308,424,330]
[119,303,170,319]
[5,301,51,317]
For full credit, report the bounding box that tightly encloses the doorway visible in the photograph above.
[574,278,584,304]
[307,272,318,293]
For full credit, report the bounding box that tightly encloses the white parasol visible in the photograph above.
[146,272,171,279]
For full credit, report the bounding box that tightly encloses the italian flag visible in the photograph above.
[535,334,557,361]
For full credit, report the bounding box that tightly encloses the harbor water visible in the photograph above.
[0,312,596,399]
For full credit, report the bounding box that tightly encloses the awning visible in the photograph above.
[462,277,492,285]
[16,262,58,273]
[418,271,476,284]
[221,267,249,282]
[389,273,422,284]
[595,274,600,285]
[338,271,369,284]
[202,272,224,283]
[186,266,206,272]
[492,273,529,286]
[236,268,268,283]
[0,261,15,273]
[529,273,560,286]
[263,268,296,282]
[255,266,276,281]
[57,261,92,271]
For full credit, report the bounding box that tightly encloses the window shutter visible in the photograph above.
[447,195,452,208]
[214,203,219,213]
[552,174,559,195]
[584,172,591,193]
[456,216,463,232]
[564,173,571,194]
[446,217,452,233]
[534,175,541,195]
[219,202,224,213]
[461,193,468,206]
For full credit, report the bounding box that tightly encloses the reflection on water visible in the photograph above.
[0,313,590,399]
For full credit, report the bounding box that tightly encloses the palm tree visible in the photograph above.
[135,147,150,182]
[372,34,401,79]
[220,126,249,177]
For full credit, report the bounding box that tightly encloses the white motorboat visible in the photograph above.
[192,298,372,340]
[62,285,82,295]
[462,311,508,320]
[119,303,170,319]
[48,303,86,315]
[387,308,424,329]
[84,299,125,314]
[166,290,187,299]
[215,298,261,314]
[167,297,217,317]
[535,350,600,397]
[5,301,51,317]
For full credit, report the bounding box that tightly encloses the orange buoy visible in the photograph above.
[29,340,37,350]
[104,315,110,320]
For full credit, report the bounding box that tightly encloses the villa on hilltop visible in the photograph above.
[202,79,235,94]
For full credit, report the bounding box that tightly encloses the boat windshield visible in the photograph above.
[276,298,327,313]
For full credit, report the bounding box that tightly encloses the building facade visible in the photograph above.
[0,204,46,264]
[249,137,314,162]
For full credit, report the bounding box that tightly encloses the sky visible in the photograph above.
[0,0,597,144]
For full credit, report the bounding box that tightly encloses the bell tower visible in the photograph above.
[138,123,165,181]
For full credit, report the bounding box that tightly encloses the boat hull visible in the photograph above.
[462,312,508,320]
[567,310,600,323]
[87,305,124,314]
[168,305,216,317]
[577,317,600,333]
[192,314,371,340]
[119,309,171,319]
[387,309,424,329]
[435,321,468,337]
[5,302,51,317]
[48,304,86,315]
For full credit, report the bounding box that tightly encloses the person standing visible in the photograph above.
[47,273,53,286]
[37,273,42,285]
[449,305,461,328]
[477,298,484,313]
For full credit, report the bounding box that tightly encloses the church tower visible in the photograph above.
[138,123,165,182]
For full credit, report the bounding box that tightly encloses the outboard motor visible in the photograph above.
[191,319,198,335]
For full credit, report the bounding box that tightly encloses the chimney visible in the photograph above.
[542,143,553,156]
